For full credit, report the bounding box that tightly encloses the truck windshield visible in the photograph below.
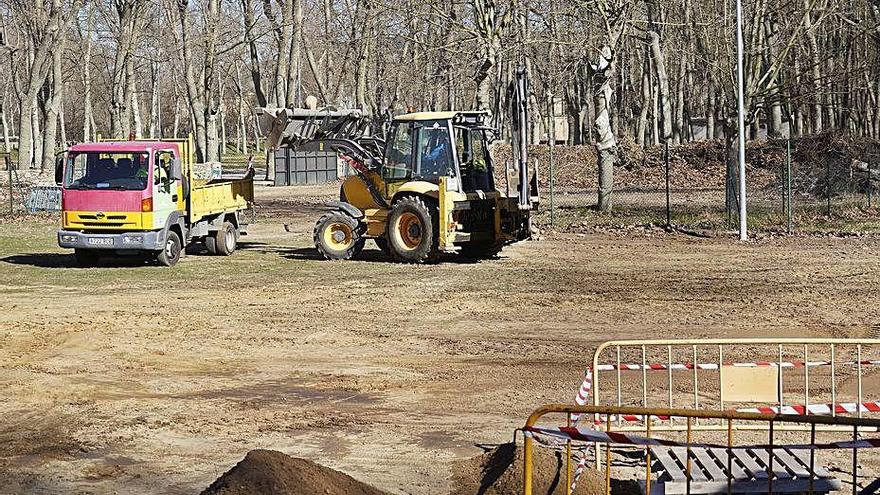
[65,152,150,190]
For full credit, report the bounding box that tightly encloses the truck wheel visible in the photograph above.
[385,196,439,263]
[314,211,364,260]
[74,248,100,267]
[205,236,217,255]
[214,221,238,256]
[157,230,182,267]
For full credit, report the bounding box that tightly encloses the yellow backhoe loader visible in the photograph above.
[257,68,538,263]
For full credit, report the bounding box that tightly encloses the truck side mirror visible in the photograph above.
[170,158,182,181]
[54,154,65,186]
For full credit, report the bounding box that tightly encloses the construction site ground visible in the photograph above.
[1,182,879,494]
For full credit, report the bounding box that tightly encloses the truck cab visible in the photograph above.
[57,140,254,267]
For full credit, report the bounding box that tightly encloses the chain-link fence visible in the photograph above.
[494,135,880,235]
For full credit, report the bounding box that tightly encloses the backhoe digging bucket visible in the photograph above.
[511,66,534,210]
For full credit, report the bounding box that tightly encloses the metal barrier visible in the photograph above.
[25,186,62,213]
[591,339,880,432]
[522,404,880,495]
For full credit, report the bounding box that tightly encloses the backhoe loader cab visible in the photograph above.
[381,112,495,195]
[256,69,537,263]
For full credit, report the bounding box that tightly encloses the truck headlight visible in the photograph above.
[122,235,143,244]
[61,234,77,243]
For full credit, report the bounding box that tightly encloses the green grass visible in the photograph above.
[0,216,306,292]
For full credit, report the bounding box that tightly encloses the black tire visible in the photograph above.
[74,248,100,267]
[459,241,504,260]
[385,196,439,263]
[204,236,218,255]
[214,221,238,256]
[314,211,364,260]
[157,230,182,267]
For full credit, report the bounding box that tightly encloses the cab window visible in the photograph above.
[415,121,454,180]
[382,123,414,180]
[156,151,173,191]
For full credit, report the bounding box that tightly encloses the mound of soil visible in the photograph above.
[201,449,389,495]
[450,443,607,495]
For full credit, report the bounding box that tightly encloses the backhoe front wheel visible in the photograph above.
[386,196,439,263]
[314,211,365,260]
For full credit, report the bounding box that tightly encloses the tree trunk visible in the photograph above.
[177,1,208,162]
[706,78,716,140]
[636,49,650,147]
[649,31,673,142]
[149,62,159,138]
[804,0,822,133]
[673,59,686,144]
[60,100,67,146]
[354,0,373,113]
[40,39,65,173]
[32,100,42,169]
[285,0,303,106]
[1,96,10,152]
[593,45,617,212]
[81,4,94,142]
[241,0,267,107]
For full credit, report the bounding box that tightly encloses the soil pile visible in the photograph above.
[450,443,607,495]
[201,449,389,495]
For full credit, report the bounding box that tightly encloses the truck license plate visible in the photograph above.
[88,237,113,246]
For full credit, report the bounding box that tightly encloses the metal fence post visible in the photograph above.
[665,141,671,228]
[826,159,832,217]
[548,96,556,228]
[6,155,12,215]
[786,139,792,233]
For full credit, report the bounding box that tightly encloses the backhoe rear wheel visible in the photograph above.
[314,211,364,260]
[386,196,439,263]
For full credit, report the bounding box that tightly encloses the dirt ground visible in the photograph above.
[1,182,880,494]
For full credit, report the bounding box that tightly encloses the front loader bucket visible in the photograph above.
[254,107,367,151]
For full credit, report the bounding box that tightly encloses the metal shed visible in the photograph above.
[273,148,343,186]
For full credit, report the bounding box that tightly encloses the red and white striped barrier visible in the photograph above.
[738,402,880,415]
[525,425,880,450]
[595,359,880,372]
[570,369,592,425]
[569,369,593,492]
[589,402,880,424]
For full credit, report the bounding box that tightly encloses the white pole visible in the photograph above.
[735,0,748,241]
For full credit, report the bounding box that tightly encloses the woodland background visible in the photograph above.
[1,0,878,214]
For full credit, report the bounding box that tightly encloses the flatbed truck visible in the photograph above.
[55,138,254,267]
